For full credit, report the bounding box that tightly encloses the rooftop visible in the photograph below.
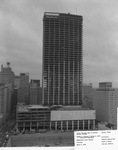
[51,105,91,111]
[17,104,92,113]
[44,12,83,19]
[17,105,50,112]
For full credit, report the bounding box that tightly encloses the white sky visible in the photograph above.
[0,0,118,87]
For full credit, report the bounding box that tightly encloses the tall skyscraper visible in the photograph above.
[42,12,83,105]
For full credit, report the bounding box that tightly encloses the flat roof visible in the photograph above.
[17,104,93,113]
[44,12,83,19]
[17,105,50,112]
[51,105,92,111]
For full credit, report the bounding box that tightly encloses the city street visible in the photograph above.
[0,115,15,147]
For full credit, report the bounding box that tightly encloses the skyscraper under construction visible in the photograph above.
[42,12,83,106]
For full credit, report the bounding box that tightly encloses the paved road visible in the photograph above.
[0,117,15,147]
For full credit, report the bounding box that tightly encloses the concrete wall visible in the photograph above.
[51,110,95,121]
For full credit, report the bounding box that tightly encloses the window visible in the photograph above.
[68,121,72,130]
[74,120,78,130]
[57,121,61,130]
[79,120,83,130]
[51,121,55,130]
[84,120,88,130]
[62,121,67,130]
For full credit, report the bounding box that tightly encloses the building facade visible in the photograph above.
[50,106,95,131]
[82,83,93,109]
[93,82,118,125]
[0,84,13,121]
[99,82,112,90]
[18,73,29,105]
[14,76,20,88]
[0,62,15,87]
[11,87,18,112]
[42,12,83,105]
[16,105,50,131]
[29,80,41,105]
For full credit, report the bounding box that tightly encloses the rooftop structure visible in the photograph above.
[17,104,50,112]
[51,105,91,111]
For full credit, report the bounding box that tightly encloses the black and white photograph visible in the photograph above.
[0,0,118,149]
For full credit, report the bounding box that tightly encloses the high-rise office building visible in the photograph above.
[0,84,13,121]
[0,62,15,87]
[42,12,83,105]
[93,82,118,125]
[18,73,29,104]
[82,83,93,109]
[29,79,41,105]
[14,76,20,88]
[0,62,14,119]
[11,87,18,112]
[15,13,96,134]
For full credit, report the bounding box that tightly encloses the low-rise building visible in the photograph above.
[16,104,96,131]
[16,104,50,131]
[50,105,95,130]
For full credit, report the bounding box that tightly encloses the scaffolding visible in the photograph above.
[42,12,83,105]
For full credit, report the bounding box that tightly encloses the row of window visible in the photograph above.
[18,120,94,130]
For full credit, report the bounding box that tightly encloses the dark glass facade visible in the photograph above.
[42,12,83,105]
